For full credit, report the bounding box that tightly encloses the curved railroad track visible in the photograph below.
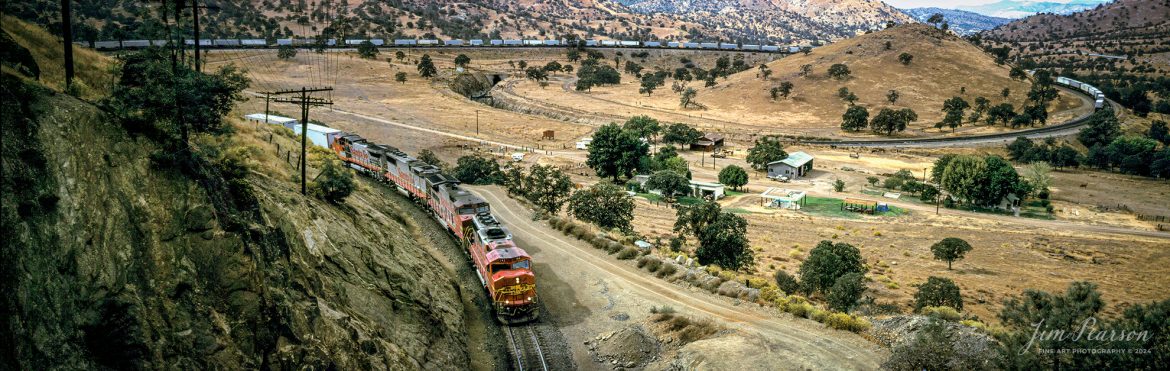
[505,324,550,371]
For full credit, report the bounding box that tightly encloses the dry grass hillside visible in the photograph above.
[706,23,1069,136]
[0,15,113,100]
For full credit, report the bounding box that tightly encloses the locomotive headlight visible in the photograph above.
[515,278,520,284]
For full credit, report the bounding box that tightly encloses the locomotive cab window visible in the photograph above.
[489,263,509,273]
[511,259,530,270]
[475,203,490,213]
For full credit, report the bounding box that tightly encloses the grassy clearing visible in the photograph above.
[799,196,906,219]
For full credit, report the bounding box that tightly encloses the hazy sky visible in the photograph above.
[882,0,1100,8]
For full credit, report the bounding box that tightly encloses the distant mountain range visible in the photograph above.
[900,8,1012,35]
[953,0,1111,19]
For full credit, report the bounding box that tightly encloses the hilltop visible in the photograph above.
[3,0,910,46]
[704,23,1056,136]
[900,8,1012,35]
[980,0,1170,42]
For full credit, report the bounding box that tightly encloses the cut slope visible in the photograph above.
[707,23,1049,136]
[980,0,1169,42]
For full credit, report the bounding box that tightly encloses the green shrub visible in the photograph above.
[657,263,679,278]
[617,246,639,260]
[718,270,736,282]
[592,236,610,250]
[811,308,830,323]
[774,270,801,295]
[785,301,814,318]
[746,277,768,289]
[825,313,871,332]
[606,241,625,254]
[650,305,675,314]
[921,306,961,322]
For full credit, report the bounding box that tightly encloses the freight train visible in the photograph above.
[89,37,805,54]
[263,117,539,323]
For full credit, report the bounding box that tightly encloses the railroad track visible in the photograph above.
[505,325,550,371]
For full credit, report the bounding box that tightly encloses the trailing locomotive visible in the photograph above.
[328,131,538,323]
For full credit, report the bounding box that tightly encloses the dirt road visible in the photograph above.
[466,185,888,370]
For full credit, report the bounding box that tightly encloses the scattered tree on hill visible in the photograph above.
[1001,87,1011,98]
[927,13,945,25]
[939,96,971,131]
[395,72,407,84]
[523,164,574,214]
[833,179,846,192]
[828,63,851,80]
[914,276,963,311]
[799,240,866,295]
[771,81,794,100]
[673,67,692,81]
[939,154,1025,206]
[624,61,644,76]
[898,53,914,66]
[640,73,665,96]
[646,170,691,201]
[995,282,1110,369]
[1010,66,1028,80]
[562,65,573,74]
[774,270,801,295]
[838,87,858,105]
[417,149,445,168]
[759,64,772,80]
[110,48,248,145]
[870,108,917,135]
[1078,108,1121,148]
[887,89,899,104]
[454,54,471,67]
[828,273,866,312]
[623,115,661,142]
[746,136,787,171]
[566,49,580,62]
[718,165,749,191]
[526,67,549,83]
[931,237,973,270]
[417,54,437,78]
[680,87,698,108]
[587,123,649,181]
[568,182,635,232]
[695,212,753,270]
[799,64,813,77]
[663,123,703,146]
[841,105,870,132]
[518,60,528,70]
[357,41,378,59]
[674,201,721,241]
[543,61,561,74]
[395,51,405,61]
[277,44,297,60]
[1148,120,1168,144]
[453,156,501,185]
[866,176,879,186]
[310,153,356,204]
[985,103,1016,126]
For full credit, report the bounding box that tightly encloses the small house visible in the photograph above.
[767,151,814,180]
[690,133,725,151]
[631,175,725,200]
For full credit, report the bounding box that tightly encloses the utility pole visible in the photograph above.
[187,1,218,72]
[60,0,74,90]
[263,91,272,124]
[273,87,334,195]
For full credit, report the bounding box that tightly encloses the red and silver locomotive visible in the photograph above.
[329,132,538,323]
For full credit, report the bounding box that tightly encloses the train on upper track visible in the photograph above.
[1027,70,1107,110]
[89,37,807,53]
[245,114,538,323]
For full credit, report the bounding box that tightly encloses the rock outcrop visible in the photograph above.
[1,75,471,369]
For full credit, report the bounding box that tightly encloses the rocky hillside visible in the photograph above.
[980,0,1170,42]
[1,21,478,370]
[4,0,911,46]
[620,0,913,43]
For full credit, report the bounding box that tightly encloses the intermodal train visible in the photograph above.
[316,127,537,323]
[1027,70,1107,110]
[89,37,805,53]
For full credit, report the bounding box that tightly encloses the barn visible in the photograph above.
[690,133,725,151]
[767,151,814,180]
